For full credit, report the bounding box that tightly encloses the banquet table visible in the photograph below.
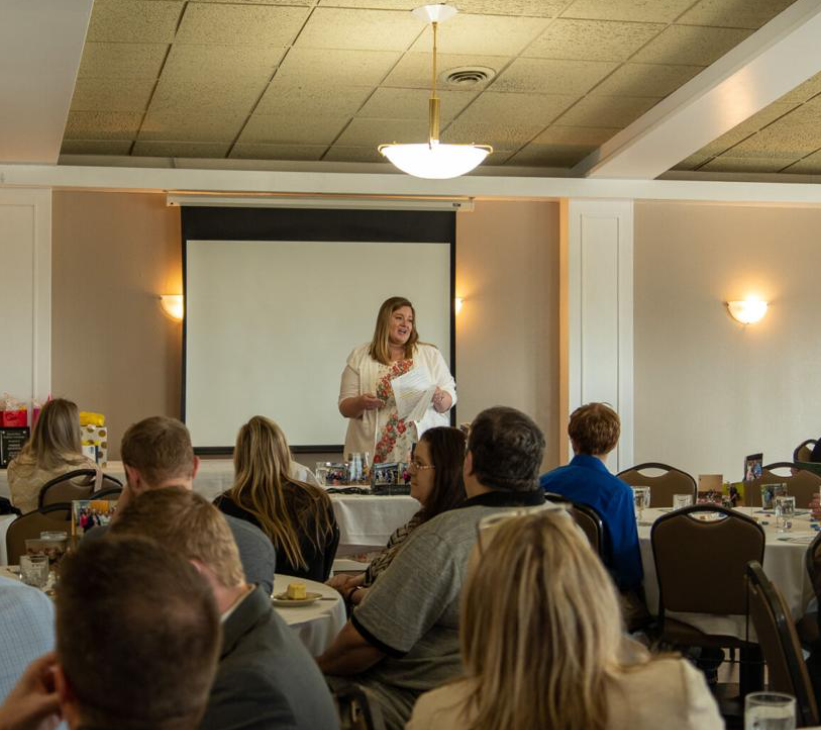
[639,506,816,639]
[272,574,345,656]
[0,514,15,564]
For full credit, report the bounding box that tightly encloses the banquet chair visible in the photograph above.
[799,534,821,646]
[746,463,821,509]
[544,492,605,560]
[746,561,819,727]
[6,504,72,565]
[617,463,696,508]
[795,440,818,464]
[89,486,123,501]
[38,468,101,509]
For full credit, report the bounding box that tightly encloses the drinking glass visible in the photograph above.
[632,486,651,520]
[673,494,693,510]
[745,692,795,730]
[20,555,49,588]
[314,463,329,487]
[775,496,796,533]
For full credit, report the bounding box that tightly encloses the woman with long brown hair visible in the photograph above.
[214,416,339,581]
[408,510,722,730]
[338,296,456,464]
[8,398,95,514]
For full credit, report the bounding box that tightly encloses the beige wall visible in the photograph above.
[50,194,561,466]
[52,191,182,459]
[634,201,821,481]
[456,200,561,469]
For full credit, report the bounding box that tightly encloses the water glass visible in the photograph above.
[20,555,50,588]
[745,692,795,730]
[673,494,693,510]
[775,496,796,533]
[632,486,651,519]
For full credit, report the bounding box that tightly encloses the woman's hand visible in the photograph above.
[349,586,369,605]
[360,393,383,411]
[432,387,452,413]
[339,394,383,419]
[327,574,355,591]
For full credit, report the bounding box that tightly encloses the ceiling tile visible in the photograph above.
[509,125,620,166]
[358,88,477,121]
[781,149,821,175]
[148,77,267,116]
[193,0,316,4]
[677,0,796,29]
[589,63,703,96]
[70,78,156,113]
[777,70,821,104]
[324,145,387,163]
[238,114,351,145]
[701,155,796,172]
[230,144,327,160]
[296,8,422,51]
[409,15,550,56]
[87,0,183,44]
[132,141,231,157]
[175,4,310,46]
[441,118,542,152]
[493,58,618,95]
[525,19,663,61]
[256,80,373,117]
[60,140,134,155]
[723,100,821,158]
[562,0,698,23]
[555,95,659,127]
[318,0,419,7]
[162,45,286,83]
[139,111,247,142]
[483,150,516,165]
[452,91,576,129]
[275,48,401,87]
[78,43,168,79]
[335,118,428,146]
[383,52,510,90]
[631,25,752,66]
[64,112,144,140]
[455,1,570,16]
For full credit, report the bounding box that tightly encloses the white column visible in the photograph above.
[0,188,51,406]
[561,199,633,471]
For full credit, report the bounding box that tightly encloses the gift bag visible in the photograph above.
[0,394,28,428]
[79,411,108,467]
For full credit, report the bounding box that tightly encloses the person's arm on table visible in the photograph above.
[316,622,385,676]
[0,653,61,730]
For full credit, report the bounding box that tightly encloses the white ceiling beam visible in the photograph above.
[6,163,821,205]
[0,0,94,164]
[573,0,821,180]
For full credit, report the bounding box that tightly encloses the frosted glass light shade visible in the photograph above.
[727,298,768,324]
[379,141,491,179]
[160,294,184,321]
[412,4,458,23]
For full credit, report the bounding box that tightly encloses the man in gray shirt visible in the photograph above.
[318,406,546,730]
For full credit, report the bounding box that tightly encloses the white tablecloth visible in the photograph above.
[272,574,345,656]
[639,506,815,639]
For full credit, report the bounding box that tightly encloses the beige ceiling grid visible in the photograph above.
[63,0,798,171]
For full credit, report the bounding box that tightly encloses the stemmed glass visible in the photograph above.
[632,486,651,521]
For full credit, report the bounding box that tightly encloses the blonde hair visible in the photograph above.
[229,416,334,571]
[568,402,621,456]
[461,511,643,730]
[111,487,245,589]
[16,398,87,471]
[368,296,418,365]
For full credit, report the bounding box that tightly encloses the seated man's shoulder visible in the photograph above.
[0,575,53,612]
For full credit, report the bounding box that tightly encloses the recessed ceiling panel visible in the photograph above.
[256,80,374,117]
[86,0,183,44]
[229,143,327,160]
[237,114,351,145]
[176,4,310,46]
[677,0,796,29]
[494,58,618,95]
[335,117,428,146]
[296,8,422,51]
[556,95,659,127]
[275,48,401,86]
[525,19,664,61]
[132,141,231,158]
[78,43,168,79]
[383,52,509,89]
[563,0,699,23]
[409,15,550,56]
[138,110,248,142]
[590,62,703,97]
[162,45,286,82]
[64,111,144,140]
[357,88,477,121]
[631,25,752,66]
[70,78,156,112]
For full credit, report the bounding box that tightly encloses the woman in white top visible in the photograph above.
[407,509,724,730]
[338,296,456,464]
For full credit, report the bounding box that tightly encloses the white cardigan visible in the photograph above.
[338,342,457,456]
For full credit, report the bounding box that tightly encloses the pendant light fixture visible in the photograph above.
[378,4,492,179]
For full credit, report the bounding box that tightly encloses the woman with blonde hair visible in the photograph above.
[338,296,456,464]
[8,398,96,514]
[408,510,723,730]
[214,416,339,581]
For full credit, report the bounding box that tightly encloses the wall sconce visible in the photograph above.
[160,294,184,322]
[727,298,768,325]
[455,297,464,315]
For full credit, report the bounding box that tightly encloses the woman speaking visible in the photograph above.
[338,296,456,464]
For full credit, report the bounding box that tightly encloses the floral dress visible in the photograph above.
[373,359,415,464]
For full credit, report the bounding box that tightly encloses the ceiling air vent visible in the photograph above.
[442,66,495,87]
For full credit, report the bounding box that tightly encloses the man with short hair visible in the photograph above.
[89,415,276,594]
[317,406,546,730]
[110,487,339,730]
[0,535,221,730]
[540,402,643,592]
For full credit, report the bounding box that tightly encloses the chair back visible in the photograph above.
[6,504,72,565]
[334,687,375,730]
[38,469,101,509]
[746,561,819,727]
[617,463,696,508]
[652,505,765,616]
[321,523,341,582]
[89,487,123,501]
[747,462,821,509]
[795,440,818,464]
[544,492,605,560]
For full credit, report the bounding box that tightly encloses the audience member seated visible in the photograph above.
[85,415,276,594]
[328,426,466,606]
[0,574,54,703]
[317,406,546,730]
[540,403,644,621]
[214,416,339,582]
[0,535,221,730]
[7,398,95,514]
[407,509,723,730]
[111,487,339,730]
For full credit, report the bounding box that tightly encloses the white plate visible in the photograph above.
[272,591,323,607]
